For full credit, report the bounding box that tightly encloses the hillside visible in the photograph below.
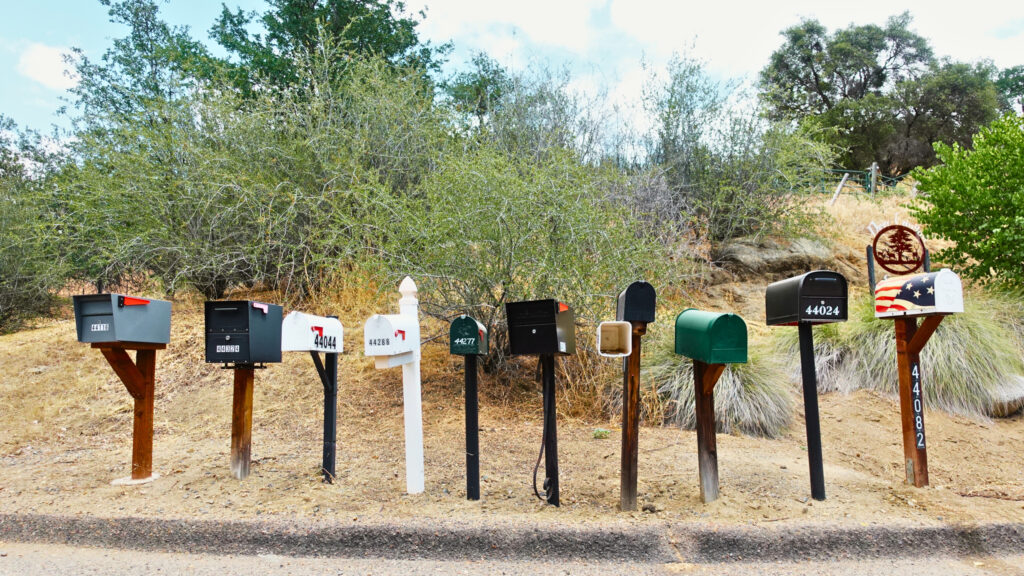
[2,193,1023,528]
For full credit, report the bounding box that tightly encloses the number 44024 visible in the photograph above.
[805,305,842,316]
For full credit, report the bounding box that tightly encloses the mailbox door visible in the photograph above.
[554,306,576,355]
[798,271,848,324]
[246,303,283,363]
[616,281,656,323]
[450,316,486,356]
[506,300,558,356]
[111,296,172,344]
[74,294,116,343]
[708,314,747,364]
[206,333,251,363]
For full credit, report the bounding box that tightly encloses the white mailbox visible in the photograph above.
[364,314,420,368]
[874,269,964,319]
[281,311,344,353]
[596,321,632,358]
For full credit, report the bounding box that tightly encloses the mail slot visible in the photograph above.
[765,270,848,326]
[450,315,488,356]
[506,299,576,356]
[597,321,632,357]
[364,313,419,368]
[674,308,748,364]
[281,311,343,353]
[73,293,172,344]
[616,281,656,323]
[205,301,283,364]
[874,268,963,318]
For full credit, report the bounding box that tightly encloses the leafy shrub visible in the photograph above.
[911,114,1024,288]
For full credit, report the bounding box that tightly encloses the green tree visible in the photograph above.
[211,0,446,94]
[911,114,1024,287]
[997,65,1024,114]
[444,52,511,128]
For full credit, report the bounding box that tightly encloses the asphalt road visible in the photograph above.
[1,543,1023,576]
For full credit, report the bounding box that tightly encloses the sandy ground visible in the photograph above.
[1,308,1022,530]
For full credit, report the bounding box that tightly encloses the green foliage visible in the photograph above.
[911,114,1024,287]
[646,335,794,438]
[777,291,1024,419]
[997,65,1024,113]
[378,145,663,368]
[643,54,833,248]
[0,118,65,331]
[211,0,447,95]
[444,52,511,127]
[760,13,1001,175]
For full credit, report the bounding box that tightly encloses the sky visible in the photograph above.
[1,0,1023,134]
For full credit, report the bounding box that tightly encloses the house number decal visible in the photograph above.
[911,362,926,449]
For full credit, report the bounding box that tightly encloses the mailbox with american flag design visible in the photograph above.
[873,269,963,319]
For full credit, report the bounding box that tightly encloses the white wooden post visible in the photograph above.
[829,173,850,205]
[398,276,424,494]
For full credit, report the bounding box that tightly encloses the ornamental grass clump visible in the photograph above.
[777,289,1024,419]
[644,332,794,438]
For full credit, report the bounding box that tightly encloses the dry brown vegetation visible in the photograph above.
[2,191,1023,528]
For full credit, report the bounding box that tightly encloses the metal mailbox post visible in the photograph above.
[281,311,344,483]
[204,300,283,480]
[506,299,576,506]
[73,294,171,484]
[597,281,656,511]
[874,268,963,487]
[449,315,488,500]
[674,308,747,503]
[364,277,424,494]
[766,270,848,501]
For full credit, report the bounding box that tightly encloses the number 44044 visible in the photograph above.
[805,305,842,316]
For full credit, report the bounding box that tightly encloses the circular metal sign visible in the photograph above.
[872,224,926,275]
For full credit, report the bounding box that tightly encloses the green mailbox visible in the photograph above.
[449,315,488,356]
[674,309,748,365]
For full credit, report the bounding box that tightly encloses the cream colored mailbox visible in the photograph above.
[596,321,632,357]
[282,311,344,353]
[364,313,419,368]
[874,269,963,319]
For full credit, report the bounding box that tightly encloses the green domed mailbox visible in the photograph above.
[449,315,488,501]
[450,315,488,356]
[674,308,748,503]
[675,309,747,365]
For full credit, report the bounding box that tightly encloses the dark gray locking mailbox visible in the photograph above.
[73,294,172,344]
[616,281,656,323]
[506,299,575,356]
[765,270,848,326]
[204,300,283,364]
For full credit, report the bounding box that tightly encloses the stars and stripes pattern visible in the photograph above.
[874,272,939,315]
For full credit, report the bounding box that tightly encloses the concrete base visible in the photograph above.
[111,473,158,486]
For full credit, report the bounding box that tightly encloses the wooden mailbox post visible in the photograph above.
[450,315,489,500]
[870,225,963,487]
[205,300,283,480]
[506,299,576,507]
[674,308,747,503]
[597,281,656,511]
[282,311,344,483]
[73,294,171,484]
[766,270,848,501]
[364,277,424,494]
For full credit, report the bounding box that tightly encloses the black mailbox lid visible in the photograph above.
[616,281,656,323]
[506,299,575,356]
[205,301,251,332]
[765,270,848,326]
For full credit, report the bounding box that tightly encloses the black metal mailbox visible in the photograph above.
[616,281,656,323]
[205,300,283,364]
[506,299,575,356]
[73,293,172,344]
[765,270,848,326]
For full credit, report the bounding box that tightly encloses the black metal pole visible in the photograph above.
[465,354,480,500]
[798,323,826,500]
[322,351,338,484]
[541,353,559,506]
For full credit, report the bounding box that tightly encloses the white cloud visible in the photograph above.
[17,43,77,91]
